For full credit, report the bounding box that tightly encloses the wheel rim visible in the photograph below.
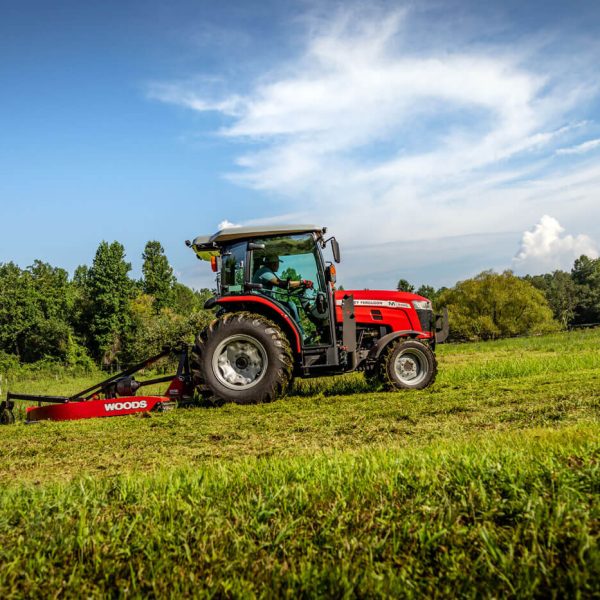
[393,348,428,386]
[212,334,268,391]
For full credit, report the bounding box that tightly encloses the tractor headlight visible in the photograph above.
[412,300,432,310]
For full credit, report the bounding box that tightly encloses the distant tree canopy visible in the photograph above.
[571,255,600,325]
[81,241,134,364]
[523,255,600,329]
[415,284,435,299]
[1,248,598,366]
[399,254,600,339]
[0,240,214,367]
[142,241,176,312]
[524,271,578,328]
[0,261,75,362]
[396,278,415,293]
[438,271,558,340]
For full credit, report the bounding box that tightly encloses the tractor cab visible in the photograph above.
[189,225,341,362]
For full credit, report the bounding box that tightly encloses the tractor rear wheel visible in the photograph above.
[379,339,437,390]
[191,312,293,405]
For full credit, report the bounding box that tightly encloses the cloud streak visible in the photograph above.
[556,138,600,155]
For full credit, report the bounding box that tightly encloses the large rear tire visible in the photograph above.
[379,339,437,390]
[191,312,293,405]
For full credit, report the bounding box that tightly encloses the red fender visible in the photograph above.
[215,295,302,353]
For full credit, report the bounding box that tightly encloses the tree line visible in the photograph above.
[0,241,214,369]
[2,247,599,368]
[397,255,600,341]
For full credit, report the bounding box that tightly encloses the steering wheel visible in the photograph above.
[281,279,313,298]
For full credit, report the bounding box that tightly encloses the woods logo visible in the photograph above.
[104,400,148,412]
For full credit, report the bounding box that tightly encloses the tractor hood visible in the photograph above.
[334,289,431,309]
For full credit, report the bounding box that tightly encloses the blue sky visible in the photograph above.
[1,0,599,291]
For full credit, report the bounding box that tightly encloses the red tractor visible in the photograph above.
[187,224,448,405]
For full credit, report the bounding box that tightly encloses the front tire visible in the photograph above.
[379,339,437,390]
[191,312,293,405]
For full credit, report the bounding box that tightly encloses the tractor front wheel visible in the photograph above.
[191,312,293,405]
[379,339,437,390]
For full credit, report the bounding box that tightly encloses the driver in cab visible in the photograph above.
[253,253,313,293]
[252,252,313,337]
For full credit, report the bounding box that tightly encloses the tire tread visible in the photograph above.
[191,311,293,405]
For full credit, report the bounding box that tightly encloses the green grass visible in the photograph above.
[1,329,599,597]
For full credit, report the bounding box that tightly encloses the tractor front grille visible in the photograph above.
[416,308,434,333]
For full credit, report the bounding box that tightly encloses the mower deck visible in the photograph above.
[0,346,195,425]
[25,395,175,423]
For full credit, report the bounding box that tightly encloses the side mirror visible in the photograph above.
[248,242,266,250]
[331,238,341,263]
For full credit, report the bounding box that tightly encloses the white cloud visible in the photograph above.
[556,138,600,155]
[151,9,558,198]
[217,219,242,230]
[152,5,600,287]
[513,215,599,274]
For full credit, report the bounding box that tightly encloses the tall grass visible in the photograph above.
[0,429,598,598]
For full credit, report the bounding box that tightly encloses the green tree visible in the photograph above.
[571,255,600,325]
[0,261,79,362]
[142,241,176,312]
[125,294,213,363]
[397,278,415,293]
[438,270,559,341]
[281,267,302,282]
[171,283,212,315]
[525,271,579,328]
[0,262,33,359]
[85,241,134,364]
[26,260,76,361]
[415,284,441,305]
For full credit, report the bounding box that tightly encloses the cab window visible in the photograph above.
[221,241,247,294]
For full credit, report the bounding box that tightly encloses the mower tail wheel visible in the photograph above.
[191,312,293,405]
[379,339,437,391]
[1,407,15,425]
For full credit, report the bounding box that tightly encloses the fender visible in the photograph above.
[368,330,424,361]
[211,295,303,353]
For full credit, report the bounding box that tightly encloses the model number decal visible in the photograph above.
[104,400,148,412]
[336,299,411,309]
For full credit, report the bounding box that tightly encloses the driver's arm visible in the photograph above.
[270,276,297,289]
[276,278,312,290]
[261,270,312,290]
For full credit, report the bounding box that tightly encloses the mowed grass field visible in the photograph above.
[0,330,599,598]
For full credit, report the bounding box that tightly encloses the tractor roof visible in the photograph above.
[192,224,323,247]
